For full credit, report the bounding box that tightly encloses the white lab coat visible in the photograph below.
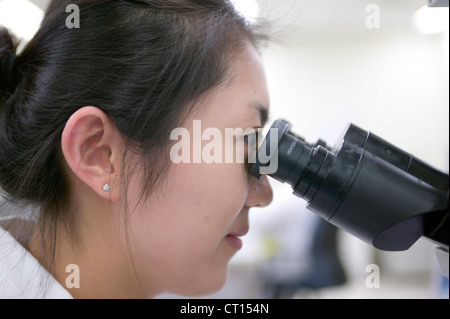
[0,217,73,299]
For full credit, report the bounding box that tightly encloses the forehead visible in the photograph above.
[190,42,270,129]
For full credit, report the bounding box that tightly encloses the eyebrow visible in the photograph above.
[252,102,270,128]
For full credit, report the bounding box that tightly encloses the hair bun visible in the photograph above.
[0,27,18,105]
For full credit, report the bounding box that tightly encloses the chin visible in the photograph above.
[175,267,229,298]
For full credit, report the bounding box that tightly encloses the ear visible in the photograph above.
[61,106,123,201]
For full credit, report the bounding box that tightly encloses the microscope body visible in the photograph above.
[306,123,449,252]
[249,120,449,275]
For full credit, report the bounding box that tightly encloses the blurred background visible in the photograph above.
[1,0,448,299]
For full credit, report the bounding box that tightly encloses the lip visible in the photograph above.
[225,226,249,250]
[228,226,249,238]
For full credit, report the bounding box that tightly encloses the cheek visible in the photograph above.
[123,161,249,295]
[160,162,248,246]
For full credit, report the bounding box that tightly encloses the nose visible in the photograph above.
[245,175,273,208]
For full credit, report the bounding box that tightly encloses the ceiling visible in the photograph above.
[256,0,429,39]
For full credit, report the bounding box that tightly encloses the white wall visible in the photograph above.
[262,32,449,170]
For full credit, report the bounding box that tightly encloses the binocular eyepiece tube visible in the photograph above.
[249,120,449,252]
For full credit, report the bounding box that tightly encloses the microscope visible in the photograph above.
[249,119,449,277]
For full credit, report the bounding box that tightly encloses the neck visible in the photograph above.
[26,203,157,299]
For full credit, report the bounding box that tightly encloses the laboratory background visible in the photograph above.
[0,0,448,299]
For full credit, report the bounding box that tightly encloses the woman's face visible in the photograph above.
[126,42,273,297]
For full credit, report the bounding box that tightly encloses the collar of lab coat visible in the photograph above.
[0,217,73,299]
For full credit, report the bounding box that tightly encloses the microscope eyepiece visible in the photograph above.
[249,120,449,252]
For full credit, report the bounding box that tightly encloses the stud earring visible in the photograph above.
[102,184,110,192]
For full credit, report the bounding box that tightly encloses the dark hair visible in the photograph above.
[0,0,267,281]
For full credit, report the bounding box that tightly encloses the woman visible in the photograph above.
[0,0,273,298]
